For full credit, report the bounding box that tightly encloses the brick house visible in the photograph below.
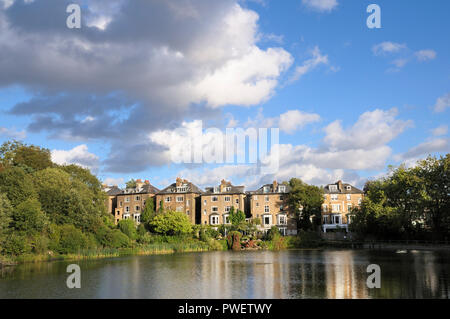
[200,180,246,226]
[114,179,159,225]
[322,180,364,232]
[155,178,203,225]
[247,181,297,236]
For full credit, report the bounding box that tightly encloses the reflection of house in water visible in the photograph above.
[324,250,369,299]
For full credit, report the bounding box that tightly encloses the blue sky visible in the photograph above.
[0,0,448,190]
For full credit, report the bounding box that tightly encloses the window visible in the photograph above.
[254,196,258,200]
[210,215,219,225]
[187,200,190,207]
[323,205,328,213]
[186,210,190,215]
[279,185,286,193]
[333,215,341,224]
[358,198,362,205]
[235,198,239,204]
[212,196,218,202]
[176,207,183,212]
[278,215,287,225]
[119,201,123,207]
[165,197,172,202]
[265,196,269,202]
[224,214,230,224]
[329,185,337,192]
[323,215,328,224]
[347,204,352,212]
[225,196,231,202]
[123,214,130,220]
[279,196,284,201]
[332,204,341,212]
[135,206,140,211]
[125,206,130,212]
[331,194,338,201]
[204,200,207,206]
[263,186,269,193]
[134,214,141,223]
[256,202,259,207]
[225,206,231,212]
[263,215,272,226]
[176,196,184,202]
[346,194,351,200]
[177,186,188,192]
[125,197,130,202]
[264,206,270,213]
[346,186,351,191]
[211,207,218,213]
[116,211,120,216]
[226,187,231,192]
[203,210,207,215]
[135,196,140,201]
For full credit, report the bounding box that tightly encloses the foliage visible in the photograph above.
[126,179,137,189]
[118,219,138,240]
[12,198,48,235]
[150,210,193,236]
[229,206,246,225]
[226,231,241,250]
[0,166,37,207]
[288,178,324,231]
[0,140,53,172]
[2,234,31,256]
[141,198,156,230]
[0,193,12,236]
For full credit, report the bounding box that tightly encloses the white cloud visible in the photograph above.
[288,46,329,83]
[433,93,450,113]
[0,127,26,140]
[51,144,99,171]
[302,0,338,12]
[415,49,437,61]
[396,138,450,161]
[323,108,412,151]
[432,125,448,136]
[372,42,407,56]
[245,108,320,134]
[103,177,124,187]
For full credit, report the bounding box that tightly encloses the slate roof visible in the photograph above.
[104,186,123,196]
[118,183,160,195]
[203,184,245,195]
[157,181,204,195]
[323,181,363,194]
[247,183,291,195]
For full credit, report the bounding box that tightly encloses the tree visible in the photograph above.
[288,178,324,231]
[118,219,138,240]
[13,198,49,235]
[0,140,53,172]
[150,211,192,236]
[126,179,137,189]
[0,166,37,207]
[229,207,245,226]
[0,193,12,236]
[141,198,156,227]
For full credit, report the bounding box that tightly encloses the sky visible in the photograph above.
[0,0,449,191]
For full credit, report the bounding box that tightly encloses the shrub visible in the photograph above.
[118,219,138,240]
[150,211,192,236]
[2,234,31,256]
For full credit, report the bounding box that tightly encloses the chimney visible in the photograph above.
[337,180,343,192]
[145,180,150,184]
[176,177,182,186]
[273,180,278,192]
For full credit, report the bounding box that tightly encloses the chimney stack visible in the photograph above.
[273,180,278,192]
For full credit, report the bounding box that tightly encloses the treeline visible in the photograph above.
[350,155,450,241]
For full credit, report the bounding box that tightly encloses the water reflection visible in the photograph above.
[1,249,449,299]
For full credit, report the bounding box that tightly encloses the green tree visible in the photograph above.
[0,140,53,172]
[118,219,138,240]
[13,198,48,235]
[288,178,323,231]
[141,198,156,226]
[150,211,192,236]
[0,166,37,207]
[229,207,246,225]
[126,179,137,189]
[0,193,12,236]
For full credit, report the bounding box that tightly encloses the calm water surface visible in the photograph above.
[1,249,449,299]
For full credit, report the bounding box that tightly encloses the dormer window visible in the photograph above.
[346,186,351,191]
[177,186,188,192]
[329,185,338,192]
[213,187,219,193]
[226,187,231,192]
[263,186,269,193]
[279,186,286,193]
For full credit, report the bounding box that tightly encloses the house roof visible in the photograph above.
[104,186,123,196]
[118,183,160,196]
[247,182,291,195]
[323,181,363,194]
[203,184,245,195]
[157,180,203,195]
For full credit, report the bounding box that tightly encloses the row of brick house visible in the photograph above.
[104,178,364,235]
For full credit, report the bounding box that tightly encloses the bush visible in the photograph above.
[13,198,48,235]
[150,211,192,236]
[2,234,31,256]
[118,219,138,240]
[57,225,89,254]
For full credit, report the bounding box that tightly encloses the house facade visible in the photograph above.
[247,181,297,236]
[200,180,246,226]
[114,179,159,225]
[322,180,364,232]
[155,178,203,225]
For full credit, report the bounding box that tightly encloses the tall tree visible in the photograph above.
[288,178,324,231]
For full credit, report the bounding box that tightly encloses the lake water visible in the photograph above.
[1,249,449,299]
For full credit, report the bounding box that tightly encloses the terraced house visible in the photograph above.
[247,181,297,236]
[322,181,364,233]
[113,179,160,225]
[201,180,246,226]
[155,178,203,225]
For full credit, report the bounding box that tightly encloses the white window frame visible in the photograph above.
[176,196,184,202]
[212,196,218,202]
[210,215,219,225]
[262,215,272,226]
[224,196,231,202]
[278,214,287,225]
[264,205,270,213]
[165,196,172,202]
[211,207,218,213]
[331,194,338,201]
